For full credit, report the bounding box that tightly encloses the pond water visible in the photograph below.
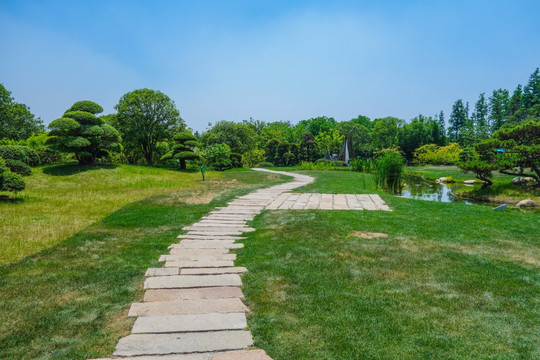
[401,175,473,204]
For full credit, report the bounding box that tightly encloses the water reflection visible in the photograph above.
[401,175,472,204]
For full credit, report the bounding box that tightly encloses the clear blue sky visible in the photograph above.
[1,0,539,131]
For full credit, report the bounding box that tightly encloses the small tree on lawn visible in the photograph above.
[0,156,25,194]
[47,101,122,165]
[161,131,199,170]
[241,149,266,168]
[202,144,232,171]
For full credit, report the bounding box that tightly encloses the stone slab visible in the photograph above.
[177,235,244,240]
[113,331,253,356]
[146,268,180,276]
[144,287,244,302]
[131,312,247,333]
[128,298,248,317]
[144,274,242,289]
[91,355,214,360]
[169,248,230,255]
[173,241,242,249]
[159,254,236,262]
[164,260,235,268]
[181,267,247,275]
[212,350,273,360]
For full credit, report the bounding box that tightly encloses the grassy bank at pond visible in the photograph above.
[407,165,539,204]
[237,170,540,360]
[0,164,272,264]
[0,169,286,360]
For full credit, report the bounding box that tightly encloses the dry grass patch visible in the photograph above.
[350,231,388,239]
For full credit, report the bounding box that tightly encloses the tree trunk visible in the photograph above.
[180,159,186,170]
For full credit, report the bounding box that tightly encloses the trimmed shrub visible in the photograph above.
[0,171,26,193]
[5,159,31,176]
[0,145,40,166]
[242,149,266,168]
[66,100,104,114]
[333,160,348,167]
[255,162,274,168]
[35,147,63,165]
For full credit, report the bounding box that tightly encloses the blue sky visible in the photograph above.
[1,0,539,131]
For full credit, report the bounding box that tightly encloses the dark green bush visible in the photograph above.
[333,160,348,167]
[0,145,40,166]
[35,147,63,165]
[256,162,274,168]
[0,171,26,193]
[5,159,31,176]
[230,153,243,168]
[66,100,104,114]
[315,158,332,164]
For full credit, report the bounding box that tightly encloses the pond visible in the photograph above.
[401,175,473,204]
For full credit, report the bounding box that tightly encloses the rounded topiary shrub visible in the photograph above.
[35,147,63,165]
[0,145,40,166]
[66,100,104,114]
[0,170,26,193]
[5,159,31,176]
[256,162,274,168]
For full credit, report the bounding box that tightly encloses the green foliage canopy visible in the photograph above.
[0,84,43,141]
[47,101,121,165]
[114,89,185,165]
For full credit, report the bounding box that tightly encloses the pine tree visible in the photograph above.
[437,111,446,145]
[160,132,199,170]
[472,93,489,140]
[448,99,468,145]
[489,89,509,132]
[508,85,526,123]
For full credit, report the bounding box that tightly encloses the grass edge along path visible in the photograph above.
[236,170,540,360]
[0,169,288,360]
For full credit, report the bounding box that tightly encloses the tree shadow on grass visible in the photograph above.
[43,163,118,176]
[0,195,23,203]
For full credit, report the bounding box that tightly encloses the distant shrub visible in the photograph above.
[298,161,335,170]
[230,152,243,168]
[413,143,463,165]
[5,159,31,176]
[0,157,26,193]
[35,147,63,165]
[201,144,232,171]
[351,158,373,172]
[0,145,40,166]
[315,158,332,164]
[256,162,274,168]
[374,150,405,194]
[333,160,348,167]
[242,149,266,168]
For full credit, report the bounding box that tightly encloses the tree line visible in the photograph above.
[0,68,538,194]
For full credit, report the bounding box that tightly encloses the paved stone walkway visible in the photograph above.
[92,169,390,360]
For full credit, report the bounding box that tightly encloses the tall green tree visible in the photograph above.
[336,121,371,158]
[350,115,373,129]
[298,132,318,162]
[47,101,121,165]
[200,121,257,154]
[489,89,509,132]
[114,89,185,165]
[448,99,468,145]
[298,116,337,136]
[371,117,401,150]
[160,131,199,170]
[315,129,344,158]
[507,85,526,124]
[472,93,489,141]
[0,84,43,140]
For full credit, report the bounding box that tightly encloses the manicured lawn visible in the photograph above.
[237,170,540,360]
[0,164,270,264]
[0,168,285,360]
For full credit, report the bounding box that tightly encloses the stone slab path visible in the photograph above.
[91,169,391,360]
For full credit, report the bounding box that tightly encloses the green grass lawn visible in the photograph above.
[0,164,273,264]
[237,170,540,360]
[0,167,286,360]
[406,165,539,204]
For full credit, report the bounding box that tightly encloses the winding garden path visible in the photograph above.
[93,169,390,360]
